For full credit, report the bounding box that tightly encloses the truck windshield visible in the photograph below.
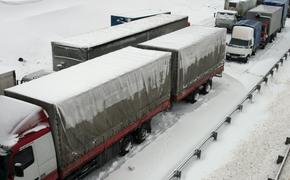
[229,38,249,47]
[0,154,9,180]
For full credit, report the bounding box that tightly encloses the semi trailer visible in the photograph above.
[52,14,189,71]
[0,67,16,95]
[224,0,257,16]
[137,26,226,102]
[1,47,172,180]
[111,9,171,26]
[226,19,262,62]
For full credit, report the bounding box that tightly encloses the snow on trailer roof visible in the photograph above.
[248,4,282,13]
[5,47,171,104]
[0,96,42,146]
[112,9,170,18]
[53,14,187,48]
[139,25,225,50]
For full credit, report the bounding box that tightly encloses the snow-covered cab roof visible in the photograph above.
[53,14,187,48]
[0,96,46,146]
[139,25,226,51]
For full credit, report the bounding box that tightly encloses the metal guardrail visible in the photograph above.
[268,137,290,180]
[167,49,290,180]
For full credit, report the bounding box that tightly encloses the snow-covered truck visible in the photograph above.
[137,26,226,103]
[1,47,172,180]
[224,0,257,16]
[263,0,289,28]
[0,67,16,95]
[52,14,189,71]
[215,0,257,31]
[247,5,283,43]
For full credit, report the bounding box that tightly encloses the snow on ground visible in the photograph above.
[183,53,290,180]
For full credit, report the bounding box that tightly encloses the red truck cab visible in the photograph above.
[0,96,58,180]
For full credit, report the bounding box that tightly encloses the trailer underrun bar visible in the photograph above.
[167,49,290,180]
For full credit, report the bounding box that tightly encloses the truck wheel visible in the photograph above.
[119,135,133,156]
[252,49,256,56]
[189,91,199,104]
[133,125,148,144]
[243,56,249,63]
[201,80,212,95]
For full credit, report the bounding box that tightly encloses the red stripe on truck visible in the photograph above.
[60,99,171,178]
[174,65,224,101]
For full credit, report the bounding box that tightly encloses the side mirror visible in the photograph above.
[14,163,24,177]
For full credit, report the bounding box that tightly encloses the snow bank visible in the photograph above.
[0,0,43,5]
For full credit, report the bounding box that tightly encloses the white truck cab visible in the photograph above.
[226,26,254,63]
[0,96,57,180]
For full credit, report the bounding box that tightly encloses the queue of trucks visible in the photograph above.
[0,19,226,180]
[219,0,289,62]
[0,1,289,179]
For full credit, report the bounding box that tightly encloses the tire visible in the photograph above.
[133,125,148,144]
[119,135,133,156]
[243,56,249,63]
[186,90,199,104]
[201,80,212,95]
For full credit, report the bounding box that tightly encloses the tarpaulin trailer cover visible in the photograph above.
[137,26,226,99]
[5,47,172,176]
[52,14,188,71]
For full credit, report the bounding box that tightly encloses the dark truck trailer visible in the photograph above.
[52,14,188,71]
[111,9,171,26]
[263,0,289,28]
[137,26,226,102]
[0,67,16,95]
[247,5,283,43]
[4,47,172,179]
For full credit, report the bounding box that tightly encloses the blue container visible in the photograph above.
[111,10,171,26]
[263,0,289,27]
[234,19,262,49]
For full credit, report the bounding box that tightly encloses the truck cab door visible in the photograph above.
[14,146,40,180]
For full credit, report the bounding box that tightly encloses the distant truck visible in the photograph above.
[215,0,257,31]
[0,67,16,95]
[247,5,283,43]
[0,26,226,180]
[137,26,226,102]
[224,0,257,16]
[215,10,238,31]
[111,9,171,26]
[226,19,262,63]
[52,14,189,71]
[263,0,289,28]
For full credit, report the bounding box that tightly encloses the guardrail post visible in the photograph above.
[256,84,261,92]
[173,170,182,179]
[237,104,243,111]
[211,131,218,141]
[276,155,284,164]
[194,149,201,159]
[285,137,290,145]
[225,116,231,124]
[247,94,253,103]
[275,64,279,71]
[264,77,268,84]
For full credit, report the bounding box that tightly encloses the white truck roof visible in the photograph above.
[53,14,187,48]
[112,9,170,18]
[6,47,170,105]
